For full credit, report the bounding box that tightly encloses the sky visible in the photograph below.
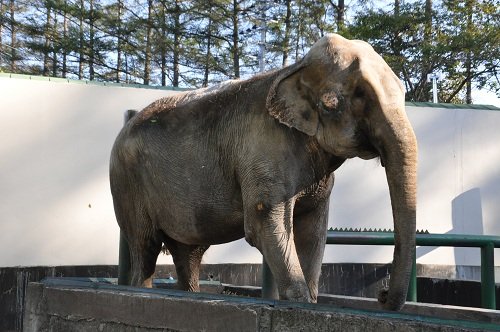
[472,89,500,107]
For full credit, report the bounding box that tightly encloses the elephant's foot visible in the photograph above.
[141,277,153,288]
[378,288,389,306]
[283,283,311,302]
[378,288,405,311]
[130,272,154,288]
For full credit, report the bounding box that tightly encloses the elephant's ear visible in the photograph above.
[266,62,319,136]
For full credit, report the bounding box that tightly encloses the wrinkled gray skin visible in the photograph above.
[110,33,417,311]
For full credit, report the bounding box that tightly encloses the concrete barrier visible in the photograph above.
[23,278,500,332]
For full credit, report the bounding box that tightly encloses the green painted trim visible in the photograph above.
[406,101,500,111]
[0,72,189,91]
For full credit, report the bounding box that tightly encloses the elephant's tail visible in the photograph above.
[161,244,171,255]
[125,109,138,121]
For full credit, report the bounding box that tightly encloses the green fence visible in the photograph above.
[325,230,500,309]
[119,226,499,309]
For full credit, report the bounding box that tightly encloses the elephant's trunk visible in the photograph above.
[375,105,418,311]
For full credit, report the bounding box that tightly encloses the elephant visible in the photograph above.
[110,33,417,311]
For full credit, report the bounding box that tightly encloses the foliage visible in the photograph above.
[346,0,499,103]
[0,0,498,103]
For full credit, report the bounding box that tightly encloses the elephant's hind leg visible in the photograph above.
[164,239,209,292]
[129,246,161,287]
[128,224,163,288]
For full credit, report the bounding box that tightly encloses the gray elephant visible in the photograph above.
[110,33,417,311]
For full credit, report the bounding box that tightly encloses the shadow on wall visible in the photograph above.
[417,188,484,278]
[452,188,484,277]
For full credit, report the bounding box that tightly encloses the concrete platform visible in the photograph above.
[23,278,500,332]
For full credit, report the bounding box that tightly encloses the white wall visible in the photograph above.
[0,76,176,266]
[0,75,499,267]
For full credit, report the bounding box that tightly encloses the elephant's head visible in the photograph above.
[267,33,417,311]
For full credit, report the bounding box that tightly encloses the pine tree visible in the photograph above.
[348,2,441,102]
[440,0,499,103]
[8,0,18,72]
[2,0,496,101]
[0,0,5,68]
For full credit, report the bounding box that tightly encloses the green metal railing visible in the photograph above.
[119,221,499,309]
[325,230,500,309]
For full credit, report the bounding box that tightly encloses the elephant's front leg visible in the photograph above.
[293,198,330,302]
[244,198,311,302]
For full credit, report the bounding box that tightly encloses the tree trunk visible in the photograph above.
[89,0,95,80]
[143,0,153,85]
[160,0,167,86]
[465,0,473,104]
[9,0,15,72]
[392,0,404,85]
[125,55,129,83]
[203,14,212,87]
[116,0,122,83]
[173,0,180,87]
[422,0,432,101]
[465,53,472,104]
[62,0,68,78]
[231,0,240,78]
[424,0,432,49]
[295,0,303,60]
[0,0,4,59]
[282,0,292,66]
[78,0,84,80]
[328,0,345,32]
[43,3,51,76]
[52,9,58,77]
[336,0,345,31]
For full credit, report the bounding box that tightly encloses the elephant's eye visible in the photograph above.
[319,91,339,114]
[320,101,335,114]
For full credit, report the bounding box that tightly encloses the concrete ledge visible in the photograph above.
[4,264,499,331]
[24,279,500,332]
[224,284,500,325]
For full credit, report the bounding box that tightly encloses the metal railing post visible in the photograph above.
[481,243,496,309]
[407,253,417,302]
[117,110,137,285]
[118,231,131,285]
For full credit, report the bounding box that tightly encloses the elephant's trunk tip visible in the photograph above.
[378,288,405,311]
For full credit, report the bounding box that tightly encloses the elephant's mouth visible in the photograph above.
[355,135,380,162]
[353,128,381,162]
[357,149,380,161]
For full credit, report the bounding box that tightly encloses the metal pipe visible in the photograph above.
[407,254,417,302]
[326,231,499,309]
[327,231,500,248]
[118,231,131,285]
[481,243,496,309]
[432,77,438,103]
[117,110,137,285]
[427,73,440,103]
